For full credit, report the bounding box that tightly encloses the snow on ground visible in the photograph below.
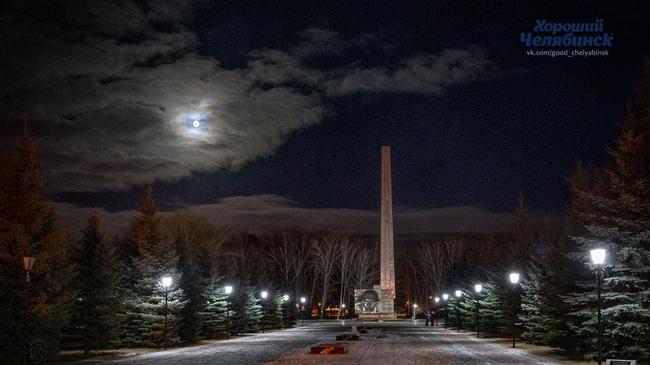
[89,320,555,365]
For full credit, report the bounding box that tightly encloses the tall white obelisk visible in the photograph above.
[379,145,395,315]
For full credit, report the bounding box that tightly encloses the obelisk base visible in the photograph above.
[354,285,396,320]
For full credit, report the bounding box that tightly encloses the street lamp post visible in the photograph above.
[434,296,440,326]
[281,294,289,328]
[161,276,172,349]
[442,294,449,328]
[22,256,35,365]
[474,284,482,338]
[412,303,418,321]
[590,248,606,365]
[454,290,462,333]
[260,290,268,333]
[509,272,521,348]
[225,285,233,339]
[300,297,306,326]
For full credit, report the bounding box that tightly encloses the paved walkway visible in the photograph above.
[272,322,549,364]
[88,321,553,365]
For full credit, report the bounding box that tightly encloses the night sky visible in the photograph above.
[2,1,649,238]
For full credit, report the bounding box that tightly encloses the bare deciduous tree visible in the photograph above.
[267,232,312,298]
[311,235,340,318]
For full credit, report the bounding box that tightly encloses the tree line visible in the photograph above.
[1,65,649,364]
[0,137,379,362]
[402,66,650,362]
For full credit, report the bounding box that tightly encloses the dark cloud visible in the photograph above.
[321,47,497,95]
[1,3,507,192]
[291,28,347,58]
[55,194,555,239]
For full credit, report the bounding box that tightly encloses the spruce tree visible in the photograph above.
[68,215,120,353]
[120,186,185,347]
[281,300,298,328]
[0,129,70,363]
[201,280,228,338]
[479,279,508,337]
[178,250,207,341]
[230,284,262,334]
[519,226,574,347]
[272,294,285,329]
[565,66,650,360]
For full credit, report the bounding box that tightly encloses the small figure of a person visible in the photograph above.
[431,310,437,326]
[425,311,431,326]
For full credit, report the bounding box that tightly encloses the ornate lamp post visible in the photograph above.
[161,276,172,349]
[474,284,483,338]
[454,290,462,332]
[224,285,233,339]
[590,248,606,365]
[509,272,521,348]
[23,256,35,365]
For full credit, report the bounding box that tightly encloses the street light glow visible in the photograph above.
[224,285,233,294]
[283,294,289,301]
[192,119,200,128]
[413,303,418,308]
[261,290,268,299]
[509,272,520,284]
[300,297,306,303]
[161,276,172,288]
[341,303,346,308]
[434,296,440,303]
[443,293,449,301]
[455,290,462,298]
[590,248,606,265]
[474,284,483,293]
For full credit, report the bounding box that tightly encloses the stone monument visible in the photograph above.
[354,146,396,319]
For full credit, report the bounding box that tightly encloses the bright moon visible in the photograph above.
[192,120,200,128]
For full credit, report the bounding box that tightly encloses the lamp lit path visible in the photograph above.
[93,321,552,365]
[95,322,343,365]
[272,321,550,364]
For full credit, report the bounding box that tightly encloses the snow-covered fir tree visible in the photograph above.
[230,284,262,334]
[519,225,574,347]
[67,215,121,353]
[565,67,650,360]
[200,279,229,338]
[120,186,185,347]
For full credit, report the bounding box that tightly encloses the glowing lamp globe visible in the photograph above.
[474,284,483,293]
[455,290,462,298]
[434,297,440,303]
[443,293,449,301]
[261,291,268,299]
[590,248,606,265]
[283,294,289,301]
[161,276,172,288]
[509,272,521,284]
[300,297,306,304]
[192,120,200,128]
[224,285,233,295]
